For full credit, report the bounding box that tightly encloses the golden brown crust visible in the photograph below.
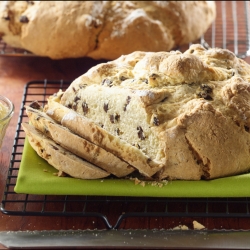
[154,125,203,180]
[179,102,250,179]
[158,100,250,180]
[0,1,216,59]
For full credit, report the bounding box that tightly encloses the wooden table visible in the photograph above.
[1,1,250,249]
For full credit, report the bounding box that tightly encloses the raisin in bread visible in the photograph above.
[25,103,135,177]
[59,44,250,180]
[0,1,216,59]
[22,123,110,179]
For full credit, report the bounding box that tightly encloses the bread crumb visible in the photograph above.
[130,177,168,188]
[43,169,50,172]
[53,170,67,177]
[140,181,145,187]
[193,220,205,230]
[134,178,141,185]
[172,225,189,230]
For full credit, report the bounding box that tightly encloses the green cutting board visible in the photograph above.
[14,139,250,197]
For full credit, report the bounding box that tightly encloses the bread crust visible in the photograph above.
[0,1,216,59]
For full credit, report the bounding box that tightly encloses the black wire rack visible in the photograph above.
[0,39,34,56]
[2,80,250,231]
[198,1,250,58]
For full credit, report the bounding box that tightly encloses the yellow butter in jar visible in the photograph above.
[0,95,14,148]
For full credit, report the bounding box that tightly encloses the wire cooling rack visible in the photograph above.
[1,80,250,231]
[0,1,249,59]
[0,39,33,56]
[195,1,250,58]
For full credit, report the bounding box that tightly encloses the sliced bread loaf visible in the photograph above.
[58,44,250,180]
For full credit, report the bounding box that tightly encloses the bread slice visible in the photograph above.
[22,123,110,179]
[25,104,135,177]
[44,99,163,178]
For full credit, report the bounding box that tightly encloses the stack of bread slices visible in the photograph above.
[23,97,162,180]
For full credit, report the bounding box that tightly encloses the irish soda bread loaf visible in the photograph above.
[0,1,216,60]
[57,44,250,180]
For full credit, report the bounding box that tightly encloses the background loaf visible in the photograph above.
[0,1,216,59]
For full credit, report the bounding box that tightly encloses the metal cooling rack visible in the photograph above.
[194,1,250,58]
[0,1,249,59]
[0,39,34,56]
[1,80,250,231]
